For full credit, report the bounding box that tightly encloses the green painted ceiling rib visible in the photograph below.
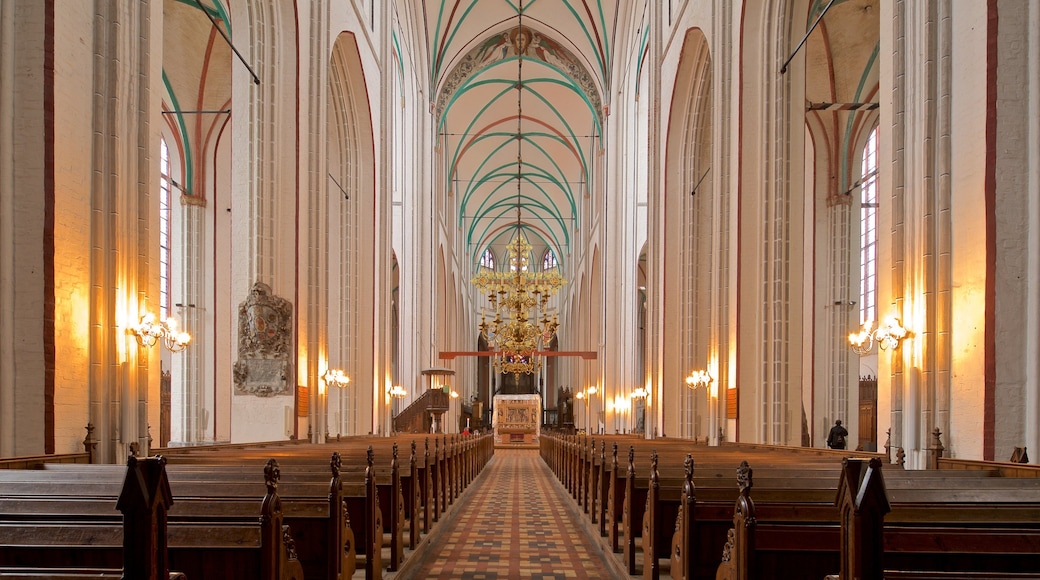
[430,0,450,81]
[840,42,879,193]
[161,71,193,194]
[392,32,406,95]
[443,80,590,189]
[438,56,599,134]
[457,139,577,229]
[634,21,649,96]
[465,174,570,249]
[503,0,541,13]
[523,86,590,180]
[452,126,585,207]
[472,220,565,270]
[456,130,579,216]
[808,0,853,25]
[212,0,231,36]
[441,78,599,174]
[456,135,522,218]
[594,0,612,71]
[520,136,579,213]
[433,0,482,79]
[465,169,567,229]
[446,104,589,204]
[468,195,567,254]
[478,223,565,270]
[175,0,231,35]
[524,76,601,135]
[438,77,514,136]
[464,166,568,227]
[560,0,606,82]
[444,86,520,179]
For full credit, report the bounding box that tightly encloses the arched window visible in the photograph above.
[479,248,495,270]
[159,137,172,320]
[859,126,879,326]
[542,248,558,270]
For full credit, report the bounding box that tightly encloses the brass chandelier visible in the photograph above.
[471,1,565,379]
[473,233,565,378]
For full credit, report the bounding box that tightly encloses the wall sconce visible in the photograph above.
[848,316,908,355]
[630,387,649,400]
[389,385,407,399]
[685,370,713,389]
[323,368,350,389]
[131,313,191,352]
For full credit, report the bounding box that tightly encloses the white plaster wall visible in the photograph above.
[232,396,295,443]
[51,2,95,454]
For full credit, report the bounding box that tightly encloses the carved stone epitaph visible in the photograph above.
[233,282,294,397]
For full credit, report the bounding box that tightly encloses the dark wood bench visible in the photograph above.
[151,447,385,579]
[153,442,404,575]
[152,433,493,576]
[0,455,304,580]
[717,457,1040,580]
[841,457,1040,580]
[9,451,370,580]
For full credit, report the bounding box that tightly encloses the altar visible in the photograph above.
[492,394,541,446]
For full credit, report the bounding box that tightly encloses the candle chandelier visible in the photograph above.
[473,234,565,378]
[471,2,565,379]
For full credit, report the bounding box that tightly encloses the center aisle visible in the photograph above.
[411,448,619,579]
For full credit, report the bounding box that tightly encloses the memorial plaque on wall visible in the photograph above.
[233,282,294,397]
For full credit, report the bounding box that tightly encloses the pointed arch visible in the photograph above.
[328,31,376,436]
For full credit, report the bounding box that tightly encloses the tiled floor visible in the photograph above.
[412,449,615,579]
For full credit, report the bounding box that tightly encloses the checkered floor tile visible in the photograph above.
[412,449,614,579]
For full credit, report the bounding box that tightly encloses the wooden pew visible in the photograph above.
[0,569,185,579]
[164,447,383,579]
[155,442,397,575]
[0,455,179,580]
[0,455,305,580]
[152,433,493,576]
[17,451,366,580]
[715,457,1040,580]
[627,450,842,576]
[834,457,1040,580]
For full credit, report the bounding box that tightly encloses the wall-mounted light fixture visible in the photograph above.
[630,387,649,400]
[323,368,351,389]
[131,313,191,352]
[389,385,407,399]
[848,316,909,355]
[685,370,713,389]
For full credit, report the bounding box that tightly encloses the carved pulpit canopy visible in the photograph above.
[233,282,293,397]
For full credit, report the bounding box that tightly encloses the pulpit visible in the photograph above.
[492,394,541,445]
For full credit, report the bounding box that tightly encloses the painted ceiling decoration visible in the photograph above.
[434,29,604,127]
[802,0,880,203]
[422,0,620,269]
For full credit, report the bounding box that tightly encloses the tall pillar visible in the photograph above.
[83,0,162,462]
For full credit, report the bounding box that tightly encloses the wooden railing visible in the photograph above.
[393,389,449,434]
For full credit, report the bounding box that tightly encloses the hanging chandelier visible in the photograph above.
[472,234,565,378]
[471,1,565,379]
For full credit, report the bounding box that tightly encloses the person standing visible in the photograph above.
[827,419,848,450]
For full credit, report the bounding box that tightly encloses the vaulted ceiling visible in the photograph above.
[416,0,625,270]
